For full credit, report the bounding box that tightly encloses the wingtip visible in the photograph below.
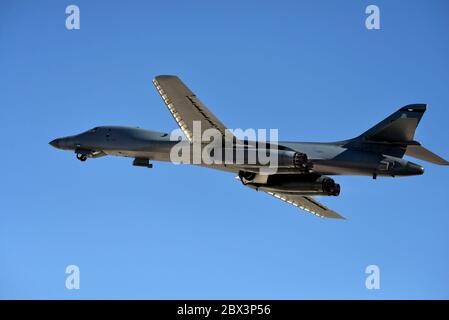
[439,157,449,165]
[154,75,178,81]
[328,212,347,220]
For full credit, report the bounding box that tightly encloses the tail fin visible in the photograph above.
[351,104,449,165]
[355,104,426,143]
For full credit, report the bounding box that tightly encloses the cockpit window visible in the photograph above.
[90,127,98,133]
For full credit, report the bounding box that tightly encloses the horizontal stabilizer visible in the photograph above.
[405,145,449,165]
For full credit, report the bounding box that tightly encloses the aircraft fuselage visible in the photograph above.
[49,125,424,178]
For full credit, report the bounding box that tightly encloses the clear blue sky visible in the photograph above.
[1,0,448,299]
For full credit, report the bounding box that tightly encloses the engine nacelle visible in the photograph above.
[245,174,340,196]
[229,148,310,171]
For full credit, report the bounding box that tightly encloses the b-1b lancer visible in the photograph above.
[50,75,448,219]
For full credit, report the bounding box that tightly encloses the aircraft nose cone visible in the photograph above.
[49,138,60,148]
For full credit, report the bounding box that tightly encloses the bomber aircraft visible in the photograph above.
[50,75,448,219]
